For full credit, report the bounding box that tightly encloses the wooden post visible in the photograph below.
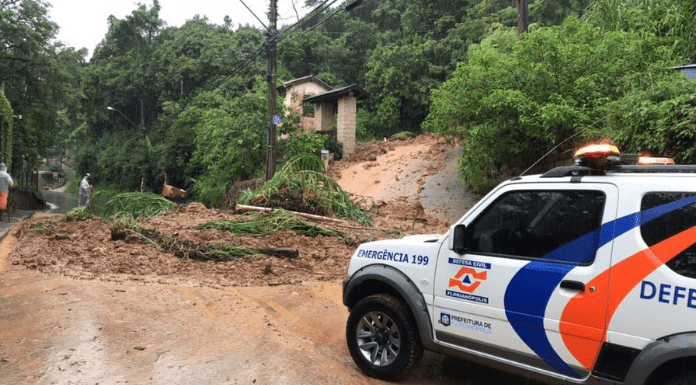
[265,0,278,181]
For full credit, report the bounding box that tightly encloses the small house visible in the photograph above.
[277,76,368,157]
[277,75,333,133]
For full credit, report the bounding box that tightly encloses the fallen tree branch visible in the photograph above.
[111,226,300,261]
[235,204,345,224]
[253,247,299,259]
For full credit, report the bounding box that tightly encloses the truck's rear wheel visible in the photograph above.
[663,371,696,385]
[346,294,423,381]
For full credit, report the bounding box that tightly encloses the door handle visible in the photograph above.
[560,280,585,291]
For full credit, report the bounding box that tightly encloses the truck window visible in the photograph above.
[469,190,605,262]
[641,192,696,279]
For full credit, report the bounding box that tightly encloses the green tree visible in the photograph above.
[363,38,445,137]
[188,80,267,205]
[0,0,85,173]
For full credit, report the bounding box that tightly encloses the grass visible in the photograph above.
[111,213,140,230]
[282,153,326,173]
[29,222,50,234]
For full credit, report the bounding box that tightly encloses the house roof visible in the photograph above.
[301,84,368,104]
[277,75,333,92]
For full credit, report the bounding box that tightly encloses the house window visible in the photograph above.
[303,103,315,118]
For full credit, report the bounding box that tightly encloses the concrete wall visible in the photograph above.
[337,96,357,156]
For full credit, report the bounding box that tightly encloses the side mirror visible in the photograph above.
[448,224,469,254]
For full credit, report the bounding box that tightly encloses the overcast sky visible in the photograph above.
[47,0,312,59]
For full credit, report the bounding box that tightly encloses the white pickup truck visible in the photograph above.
[343,145,696,385]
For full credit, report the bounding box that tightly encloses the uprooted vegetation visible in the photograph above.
[197,210,342,238]
[65,206,94,222]
[108,209,341,262]
[238,154,373,224]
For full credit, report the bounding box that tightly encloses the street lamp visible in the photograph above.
[107,106,141,129]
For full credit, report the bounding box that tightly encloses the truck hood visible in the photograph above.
[347,234,443,275]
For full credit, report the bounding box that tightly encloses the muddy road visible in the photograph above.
[0,135,543,384]
[0,236,539,385]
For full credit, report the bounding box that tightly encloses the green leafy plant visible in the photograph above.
[324,136,343,161]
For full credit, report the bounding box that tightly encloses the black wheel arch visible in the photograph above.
[623,332,696,385]
[343,264,436,350]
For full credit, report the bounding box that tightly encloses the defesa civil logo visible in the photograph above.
[446,266,489,303]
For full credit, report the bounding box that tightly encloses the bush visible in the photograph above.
[283,132,328,159]
[324,136,344,161]
[423,17,687,192]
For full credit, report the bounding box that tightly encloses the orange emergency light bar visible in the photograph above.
[574,143,620,162]
[638,156,675,165]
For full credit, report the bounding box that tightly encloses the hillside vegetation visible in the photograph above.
[2,0,696,202]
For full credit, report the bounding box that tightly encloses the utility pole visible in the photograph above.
[517,0,528,37]
[265,0,278,181]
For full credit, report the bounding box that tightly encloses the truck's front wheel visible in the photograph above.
[346,294,423,381]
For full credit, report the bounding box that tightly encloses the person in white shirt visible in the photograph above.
[78,173,92,207]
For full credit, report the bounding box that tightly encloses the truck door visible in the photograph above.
[433,183,618,380]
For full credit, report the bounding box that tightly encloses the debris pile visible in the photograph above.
[8,135,457,287]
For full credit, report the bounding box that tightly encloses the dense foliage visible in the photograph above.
[3,0,696,203]
[425,1,696,192]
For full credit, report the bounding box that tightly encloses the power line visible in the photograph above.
[217,0,345,87]
[278,1,346,47]
[239,0,267,29]
[277,0,333,39]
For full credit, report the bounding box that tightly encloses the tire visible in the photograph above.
[346,294,423,381]
[664,371,696,385]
